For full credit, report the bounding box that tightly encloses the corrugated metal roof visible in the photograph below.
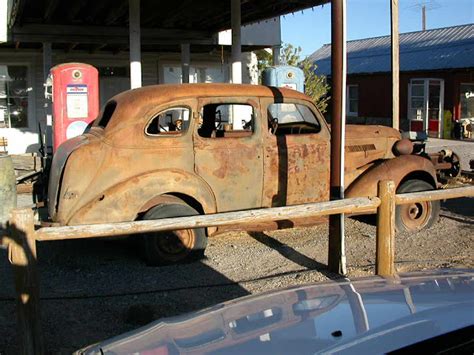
[309,24,474,76]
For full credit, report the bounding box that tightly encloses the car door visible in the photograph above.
[193,97,263,212]
[261,98,330,207]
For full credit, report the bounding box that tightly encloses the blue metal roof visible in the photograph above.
[309,24,474,76]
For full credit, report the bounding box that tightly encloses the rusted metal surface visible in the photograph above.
[48,83,441,235]
[345,155,438,199]
[392,138,413,156]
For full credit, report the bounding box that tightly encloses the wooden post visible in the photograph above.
[376,180,396,276]
[328,0,348,275]
[391,0,400,130]
[8,208,43,355]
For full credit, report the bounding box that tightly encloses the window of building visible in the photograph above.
[198,103,254,138]
[460,83,474,118]
[267,103,321,135]
[0,65,29,128]
[146,107,190,136]
[162,65,227,84]
[347,85,359,116]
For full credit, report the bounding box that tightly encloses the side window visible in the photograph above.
[267,103,321,135]
[145,107,190,136]
[198,103,254,138]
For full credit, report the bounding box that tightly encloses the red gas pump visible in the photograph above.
[46,63,99,153]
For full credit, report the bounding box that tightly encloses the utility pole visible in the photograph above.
[408,1,440,32]
[422,5,426,31]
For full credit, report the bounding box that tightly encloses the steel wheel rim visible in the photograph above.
[400,201,432,230]
[155,229,194,256]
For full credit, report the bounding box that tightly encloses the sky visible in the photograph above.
[281,0,474,58]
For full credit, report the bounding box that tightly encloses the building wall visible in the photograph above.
[347,69,474,131]
[0,49,257,154]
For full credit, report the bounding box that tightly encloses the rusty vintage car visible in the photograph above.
[48,83,443,265]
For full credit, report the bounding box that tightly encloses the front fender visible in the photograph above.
[66,169,217,225]
[346,155,437,198]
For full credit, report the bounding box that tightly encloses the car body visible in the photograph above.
[48,84,441,263]
[77,269,474,354]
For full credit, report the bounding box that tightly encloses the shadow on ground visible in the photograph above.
[441,198,474,223]
[0,237,250,353]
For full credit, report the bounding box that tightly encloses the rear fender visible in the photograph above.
[66,169,217,228]
[346,155,437,198]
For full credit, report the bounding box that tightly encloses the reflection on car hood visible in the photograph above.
[77,269,474,355]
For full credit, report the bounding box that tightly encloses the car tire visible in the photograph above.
[140,202,207,266]
[395,179,440,232]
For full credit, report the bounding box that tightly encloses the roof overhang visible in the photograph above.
[5,0,329,50]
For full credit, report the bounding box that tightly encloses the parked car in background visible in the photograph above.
[48,84,457,265]
[77,269,474,354]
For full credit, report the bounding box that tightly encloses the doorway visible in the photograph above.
[408,78,444,138]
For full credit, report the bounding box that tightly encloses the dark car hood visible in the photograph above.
[77,269,474,355]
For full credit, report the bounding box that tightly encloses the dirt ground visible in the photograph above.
[0,195,472,354]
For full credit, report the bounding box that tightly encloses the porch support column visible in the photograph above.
[42,42,53,152]
[272,45,281,66]
[0,0,8,43]
[230,0,242,84]
[328,0,347,275]
[391,0,400,130]
[129,0,142,89]
[42,43,52,82]
[181,43,190,83]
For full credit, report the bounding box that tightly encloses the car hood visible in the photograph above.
[77,269,474,355]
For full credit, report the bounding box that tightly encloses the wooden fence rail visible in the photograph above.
[35,196,380,241]
[3,182,474,355]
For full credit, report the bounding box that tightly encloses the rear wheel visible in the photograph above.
[140,201,207,266]
[395,179,440,232]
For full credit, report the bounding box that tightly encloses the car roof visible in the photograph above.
[111,83,311,106]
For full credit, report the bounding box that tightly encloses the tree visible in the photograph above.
[256,44,330,113]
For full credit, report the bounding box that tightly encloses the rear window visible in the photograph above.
[97,101,117,128]
[145,107,191,136]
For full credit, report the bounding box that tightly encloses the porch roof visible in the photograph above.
[5,0,330,52]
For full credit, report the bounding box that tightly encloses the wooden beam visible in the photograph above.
[104,1,128,26]
[8,0,26,28]
[35,197,380,241]
[88,43,107,54]
[376,180,396,276]
[161,0,195,28]
[395,185,474,205]
[65,0,88,22]
[64,42,78,53]
[43,0,60,22]
[11,24,215,45]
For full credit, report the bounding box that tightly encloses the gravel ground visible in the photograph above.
[1,195,472,354]
[2,138,472,354]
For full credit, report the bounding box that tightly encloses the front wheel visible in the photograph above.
[395,179,440,232]
[140,201,207,266]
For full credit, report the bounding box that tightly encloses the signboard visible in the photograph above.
[66,84,88,119]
